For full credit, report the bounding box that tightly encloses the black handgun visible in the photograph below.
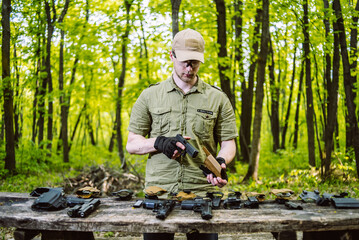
[181,197,212,220]
[316,192,348,206]
[143,198,175,220]
[176,134,199,158]
[207,192,224,209]
[243,196,259,209]
[156,200,176,220]
[66,196,89,207]
[223,191,242,209]
[67,198,101,218]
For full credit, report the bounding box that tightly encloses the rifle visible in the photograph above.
[67,198,101,218]
[142,198,176,220]
[176,134,199,158]
[181,197,212,220]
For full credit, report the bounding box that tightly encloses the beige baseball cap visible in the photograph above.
[172,29,205,63]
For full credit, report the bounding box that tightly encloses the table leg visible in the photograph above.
[14,229,41,240]
[271,231,297,240]
[303,230,359,240]
[40,230,95,240]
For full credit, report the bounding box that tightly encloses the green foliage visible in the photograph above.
[1,0,358,201]
[0,141,65,192]
[227,148,358,199]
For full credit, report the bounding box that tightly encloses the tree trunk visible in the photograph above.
[345,0,359,153]
[108,119,116,152]
[303,0,316,167]
[13,45,21,147]
[68,107,83,152]
[38,37,47,148]
[239,5,261,163]
[322,0,333,175]
[324,15,340,176]
[56,1,70,162]
[214,0,238,168]
[233,0,244,165]
[32,24,42,144]
[214,0,235,109]
[59,30,69,162]
[171,0,182,37]
[44,0,70,153]
[2,0,15,172]
[293,57,304,149]
[243,0,269,181]
[281,47,296,149]
[333,0,359,177]
[116,0,133,170]
[44,0,55,153]
[268,35,280,152]
[86,114,96,146]
[138,5,150,84]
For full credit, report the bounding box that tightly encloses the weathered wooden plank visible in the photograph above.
[1,192,359,234]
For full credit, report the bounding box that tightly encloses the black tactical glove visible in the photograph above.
[154,136,183,159]
[200,157,228,181]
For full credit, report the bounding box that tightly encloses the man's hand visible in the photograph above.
[206,157,228,188]
[154,136,185,159]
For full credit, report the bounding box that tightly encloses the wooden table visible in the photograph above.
[1,192,359,240]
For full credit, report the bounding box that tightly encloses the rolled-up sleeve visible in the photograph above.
[128,90,151,137]
[214,95,238,142]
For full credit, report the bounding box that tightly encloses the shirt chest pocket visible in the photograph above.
[150,107,171,136]
[194,111,217,139]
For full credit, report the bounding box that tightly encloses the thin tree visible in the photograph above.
[333,0,359,177]
[268,34,280,152]
[2,0,15,171]
[293,57,304,149]
[281,47,296,149]
[214,0,235,109]
[233,0,244,163]
[42,0,70,153]
[324,11,340,176]
[171,0,182,37]
[116,0,134,170]
[303,0,316,167]
[239,5,261,163]
[345,0,359,152]
[243,0,269,181]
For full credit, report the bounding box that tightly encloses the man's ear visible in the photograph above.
[169,50,175,60]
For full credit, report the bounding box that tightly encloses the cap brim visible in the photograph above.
[175,50,204,63]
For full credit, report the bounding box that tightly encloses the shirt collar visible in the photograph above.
[165,75,204,94]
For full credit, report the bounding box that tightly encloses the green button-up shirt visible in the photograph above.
[128,76,238,196]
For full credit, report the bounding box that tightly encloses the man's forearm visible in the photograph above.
[217,139,236,165]
[126,132,157,155]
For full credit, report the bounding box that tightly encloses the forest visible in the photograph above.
[0,0,359,197]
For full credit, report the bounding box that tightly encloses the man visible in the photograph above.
[126,29,238,240]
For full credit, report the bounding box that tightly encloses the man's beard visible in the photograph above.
[174,69,195,83]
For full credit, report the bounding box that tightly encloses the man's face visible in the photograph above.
[171,51,201,83]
